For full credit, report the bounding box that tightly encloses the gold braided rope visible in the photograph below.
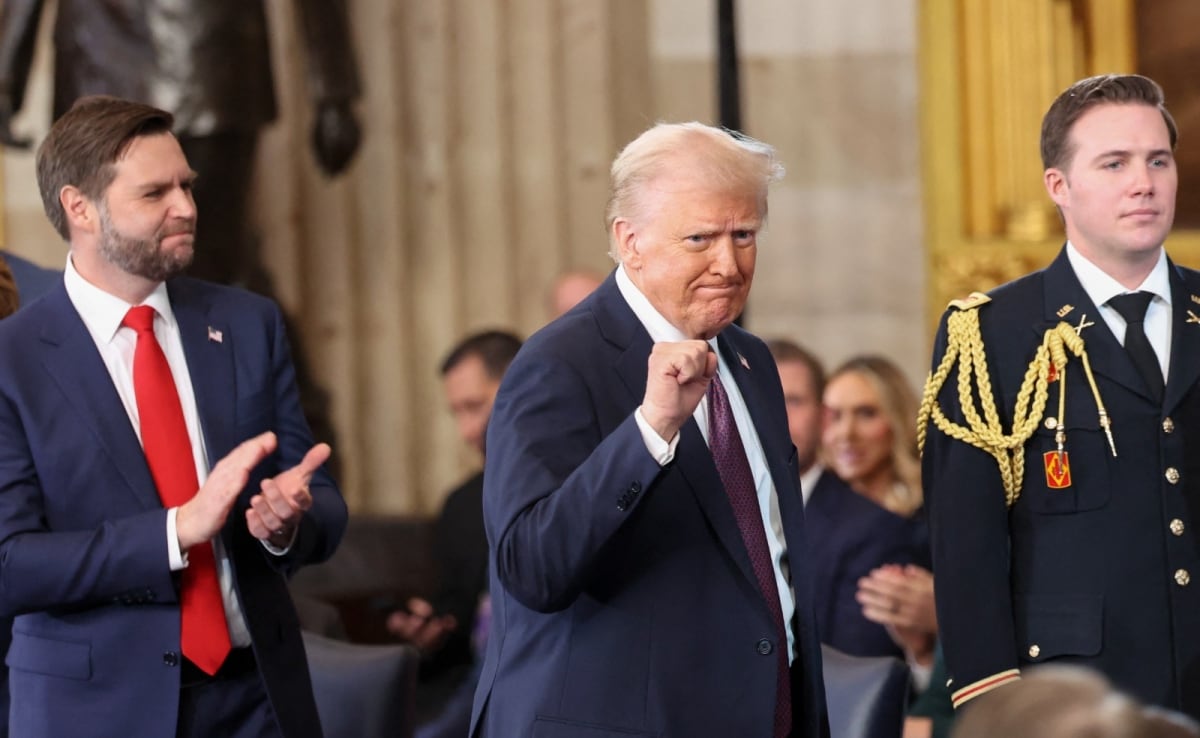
[916,302,1111,507]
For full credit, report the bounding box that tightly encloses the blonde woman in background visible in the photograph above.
[823,356,944,723]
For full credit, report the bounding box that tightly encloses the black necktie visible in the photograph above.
[1108,291,1164,402]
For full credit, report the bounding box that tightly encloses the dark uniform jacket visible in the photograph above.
[923,247,1200,718]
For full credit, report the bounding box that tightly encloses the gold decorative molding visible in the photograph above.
[917,0,1200,321]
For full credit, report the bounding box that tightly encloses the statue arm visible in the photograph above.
[292,0,362,176]
[0,0,46,148]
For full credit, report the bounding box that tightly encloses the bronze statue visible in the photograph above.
[0,0,362,474]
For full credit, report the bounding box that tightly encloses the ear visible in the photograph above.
[612,217,642,269]
[1044,167,1069,207]
[60,185,97,235]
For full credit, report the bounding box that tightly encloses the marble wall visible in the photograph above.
[1,0,926,513]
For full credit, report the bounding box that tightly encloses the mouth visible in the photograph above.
[1122,209,1160,219]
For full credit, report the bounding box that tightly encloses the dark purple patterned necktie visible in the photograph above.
[707,372,792,738]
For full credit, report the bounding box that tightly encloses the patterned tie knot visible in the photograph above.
[1108,291,1154,325]
[122,305,157,334]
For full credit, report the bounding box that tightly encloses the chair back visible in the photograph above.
[302,630,419,738]
[821,644,910,738]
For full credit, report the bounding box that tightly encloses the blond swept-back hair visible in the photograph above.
[828,355,923,518]
[604,122,784,262]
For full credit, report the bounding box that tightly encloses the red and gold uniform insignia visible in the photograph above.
[1043,450,1071,489]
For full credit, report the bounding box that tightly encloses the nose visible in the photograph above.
[171,186,198,220]
[1130,162,1155,197]
[709,237,738,276]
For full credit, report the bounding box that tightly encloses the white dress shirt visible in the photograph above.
[1066,242,1171,382]
[615,264,797,663]
[64,256,252,648]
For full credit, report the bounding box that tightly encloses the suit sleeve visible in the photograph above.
[485,352,665,613]
[292,0,361,102]
[0,391,179,617]
[923,310,1021,706]
[0,0,44,114]
[254,300,346,571]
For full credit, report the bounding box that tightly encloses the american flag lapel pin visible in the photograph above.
[207,326,223,343]
[738,352,750,371]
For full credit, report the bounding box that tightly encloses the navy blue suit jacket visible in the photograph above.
[0,277,347,737]
[0,251,59,307]
[805,470,921,658]
[470,275,829,738]
[924,248,1200,717]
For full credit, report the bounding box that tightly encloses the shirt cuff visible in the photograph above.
[166,508,186,571]
[260,527,297,556]
[635,406,679,465]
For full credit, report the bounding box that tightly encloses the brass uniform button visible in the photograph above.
[1166,468,1181,485]
[1043,417,1058,430]
[1171,519,1185,537]
[1176,569,1191,587]
[1028,644,1040,658]
[1163,417,1175,434]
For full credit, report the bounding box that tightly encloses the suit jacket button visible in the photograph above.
[756,638,773,655]
[1163,417,1175,434]
[1028,644,1040,658]
[163,652,179,667]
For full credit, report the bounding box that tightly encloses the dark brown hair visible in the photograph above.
[1040,74,1177,171]
[35,95,175,240]
[0,255,17,318]
[440,330,523,379]
[766,338,827,398]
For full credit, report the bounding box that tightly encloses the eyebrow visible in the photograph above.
[1090,148,1173,163]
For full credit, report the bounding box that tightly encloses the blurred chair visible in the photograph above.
[302,630,419,738]
[821,644,910,738]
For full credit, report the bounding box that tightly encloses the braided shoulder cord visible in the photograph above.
[917,304,1101,507]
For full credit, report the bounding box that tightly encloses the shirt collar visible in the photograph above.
[1065,241,1172,308]
[64,254,176,343]
[615,263,721,352]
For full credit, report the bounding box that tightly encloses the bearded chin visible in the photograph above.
[99,228,194,283]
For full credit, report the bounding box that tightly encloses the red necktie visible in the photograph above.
[708,373,792,738]
[123,305,231,675]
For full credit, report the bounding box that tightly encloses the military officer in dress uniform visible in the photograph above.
[920,74,1200,720]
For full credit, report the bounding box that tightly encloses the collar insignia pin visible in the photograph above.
[1074,314,1094,335]
[1056,304,1075,318]
[1188,310,1200,325]
[1191,295,1200,305]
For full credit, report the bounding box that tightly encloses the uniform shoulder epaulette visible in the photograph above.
[947,291,991,311]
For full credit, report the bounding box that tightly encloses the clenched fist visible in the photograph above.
[640,340,717,441]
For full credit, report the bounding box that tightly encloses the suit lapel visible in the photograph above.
[1165,263,1200,413]
[35,289,159,509]
[1040,249,1151,400]
[592,278,763,598]
[169,281,236,466]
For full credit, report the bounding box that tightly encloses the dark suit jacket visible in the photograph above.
[0,277,348,737]
[0,251,58,308]
[470,275,829,738]
[0,0,359,134]
[805,470,921,658]
[429,470,488,674]
[924,248,1200,718]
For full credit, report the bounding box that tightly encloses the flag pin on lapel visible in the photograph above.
[207,326,223,343]
[738,353,750,370]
